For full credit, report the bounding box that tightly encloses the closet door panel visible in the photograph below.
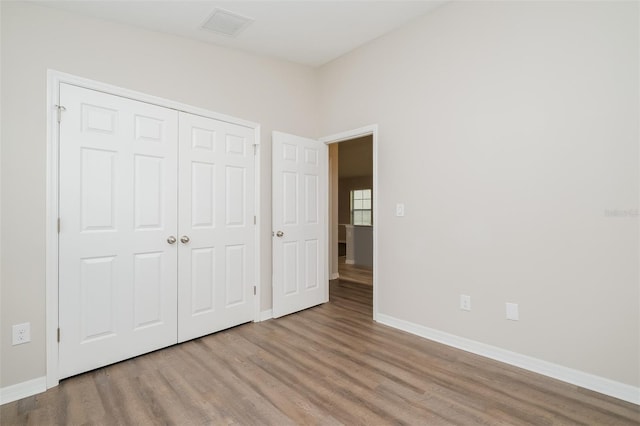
[178,113,255,342]
[58,83,178,379]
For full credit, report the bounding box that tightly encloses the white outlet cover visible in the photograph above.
[396,203,405,217]
[12,322,31,345]
[460,294,471,311]
[506,303,519,321]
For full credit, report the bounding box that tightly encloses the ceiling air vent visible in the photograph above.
[201,8,254,37]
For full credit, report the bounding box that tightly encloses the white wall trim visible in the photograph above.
[45,71,61,390]
[0,377,46,405]
[259,309,273,322]
[252,127,262,323]
[320,125,377,144]
[331,272,340,280]
[46,69,261,391]
[377,313,640,406]
[321,124,379,321]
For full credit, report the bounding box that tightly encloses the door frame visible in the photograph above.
[320,124,378,320]
[46,70,262,388]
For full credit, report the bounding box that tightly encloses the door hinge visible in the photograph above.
[57,328,61,342]
[254,215,256,225]
[253,286,256,296]
[253,144,258,156]
[55,105,66,123]
[57,218,61,233]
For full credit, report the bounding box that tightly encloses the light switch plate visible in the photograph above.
[460,295,471,311]
[506,303,519,321]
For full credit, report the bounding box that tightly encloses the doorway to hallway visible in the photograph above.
[328,134,374,294]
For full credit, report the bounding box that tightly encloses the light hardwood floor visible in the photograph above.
[2,281,639,425]
[338,256,372,286]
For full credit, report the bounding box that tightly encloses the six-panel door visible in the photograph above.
[272,132,328,318]
[58,84,179,378]
[177,113,255,342]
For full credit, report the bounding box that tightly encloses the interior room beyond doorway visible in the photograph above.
[331,135,373,287]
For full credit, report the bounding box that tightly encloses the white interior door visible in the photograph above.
[272,131,328,318]
[177,112,255,342]
[58,83,178,379]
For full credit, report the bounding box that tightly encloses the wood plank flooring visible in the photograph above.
[338,256,372,286]
[2,280,639,425]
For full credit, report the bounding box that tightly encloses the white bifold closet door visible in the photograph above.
[58,83,179,379]
[177,112,255,343]
[58,83,255,379]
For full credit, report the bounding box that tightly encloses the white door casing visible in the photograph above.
[177,112,255,342]
[272,132,328,318]
[58,83,179,379]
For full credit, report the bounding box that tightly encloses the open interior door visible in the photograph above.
[272,131,328,318]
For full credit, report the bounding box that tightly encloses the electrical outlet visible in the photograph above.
[396,203,405,217]
[460,294,471,311]
[12,322,31,345]
[506,303,519,321]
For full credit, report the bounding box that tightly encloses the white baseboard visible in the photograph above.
[0,376,47,405]
[376,313,640,405]
[259,309,273,321]
[345,260,355,265]
[331,272,340,280]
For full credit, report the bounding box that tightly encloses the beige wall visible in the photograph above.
[0,1,318,388]
[319,1,639,387]
[337,135,373,178]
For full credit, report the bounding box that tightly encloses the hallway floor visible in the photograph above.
[338,256,372,285]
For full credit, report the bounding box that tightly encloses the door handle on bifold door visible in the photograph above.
[167,236,177,244]
[276,231,284,237]
[180,235,190,244]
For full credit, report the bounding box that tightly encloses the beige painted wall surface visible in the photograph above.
[337,135,373,178]
[0,1,318,388]
[319,1,639,386]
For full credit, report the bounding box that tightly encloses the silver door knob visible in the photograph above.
[180,235,190,244]
[167,236,177,244]
[276,231,284,237]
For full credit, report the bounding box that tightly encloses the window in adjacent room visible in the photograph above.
[351,189,372,225]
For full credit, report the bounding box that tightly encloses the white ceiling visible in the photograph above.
[28,0,444,67]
